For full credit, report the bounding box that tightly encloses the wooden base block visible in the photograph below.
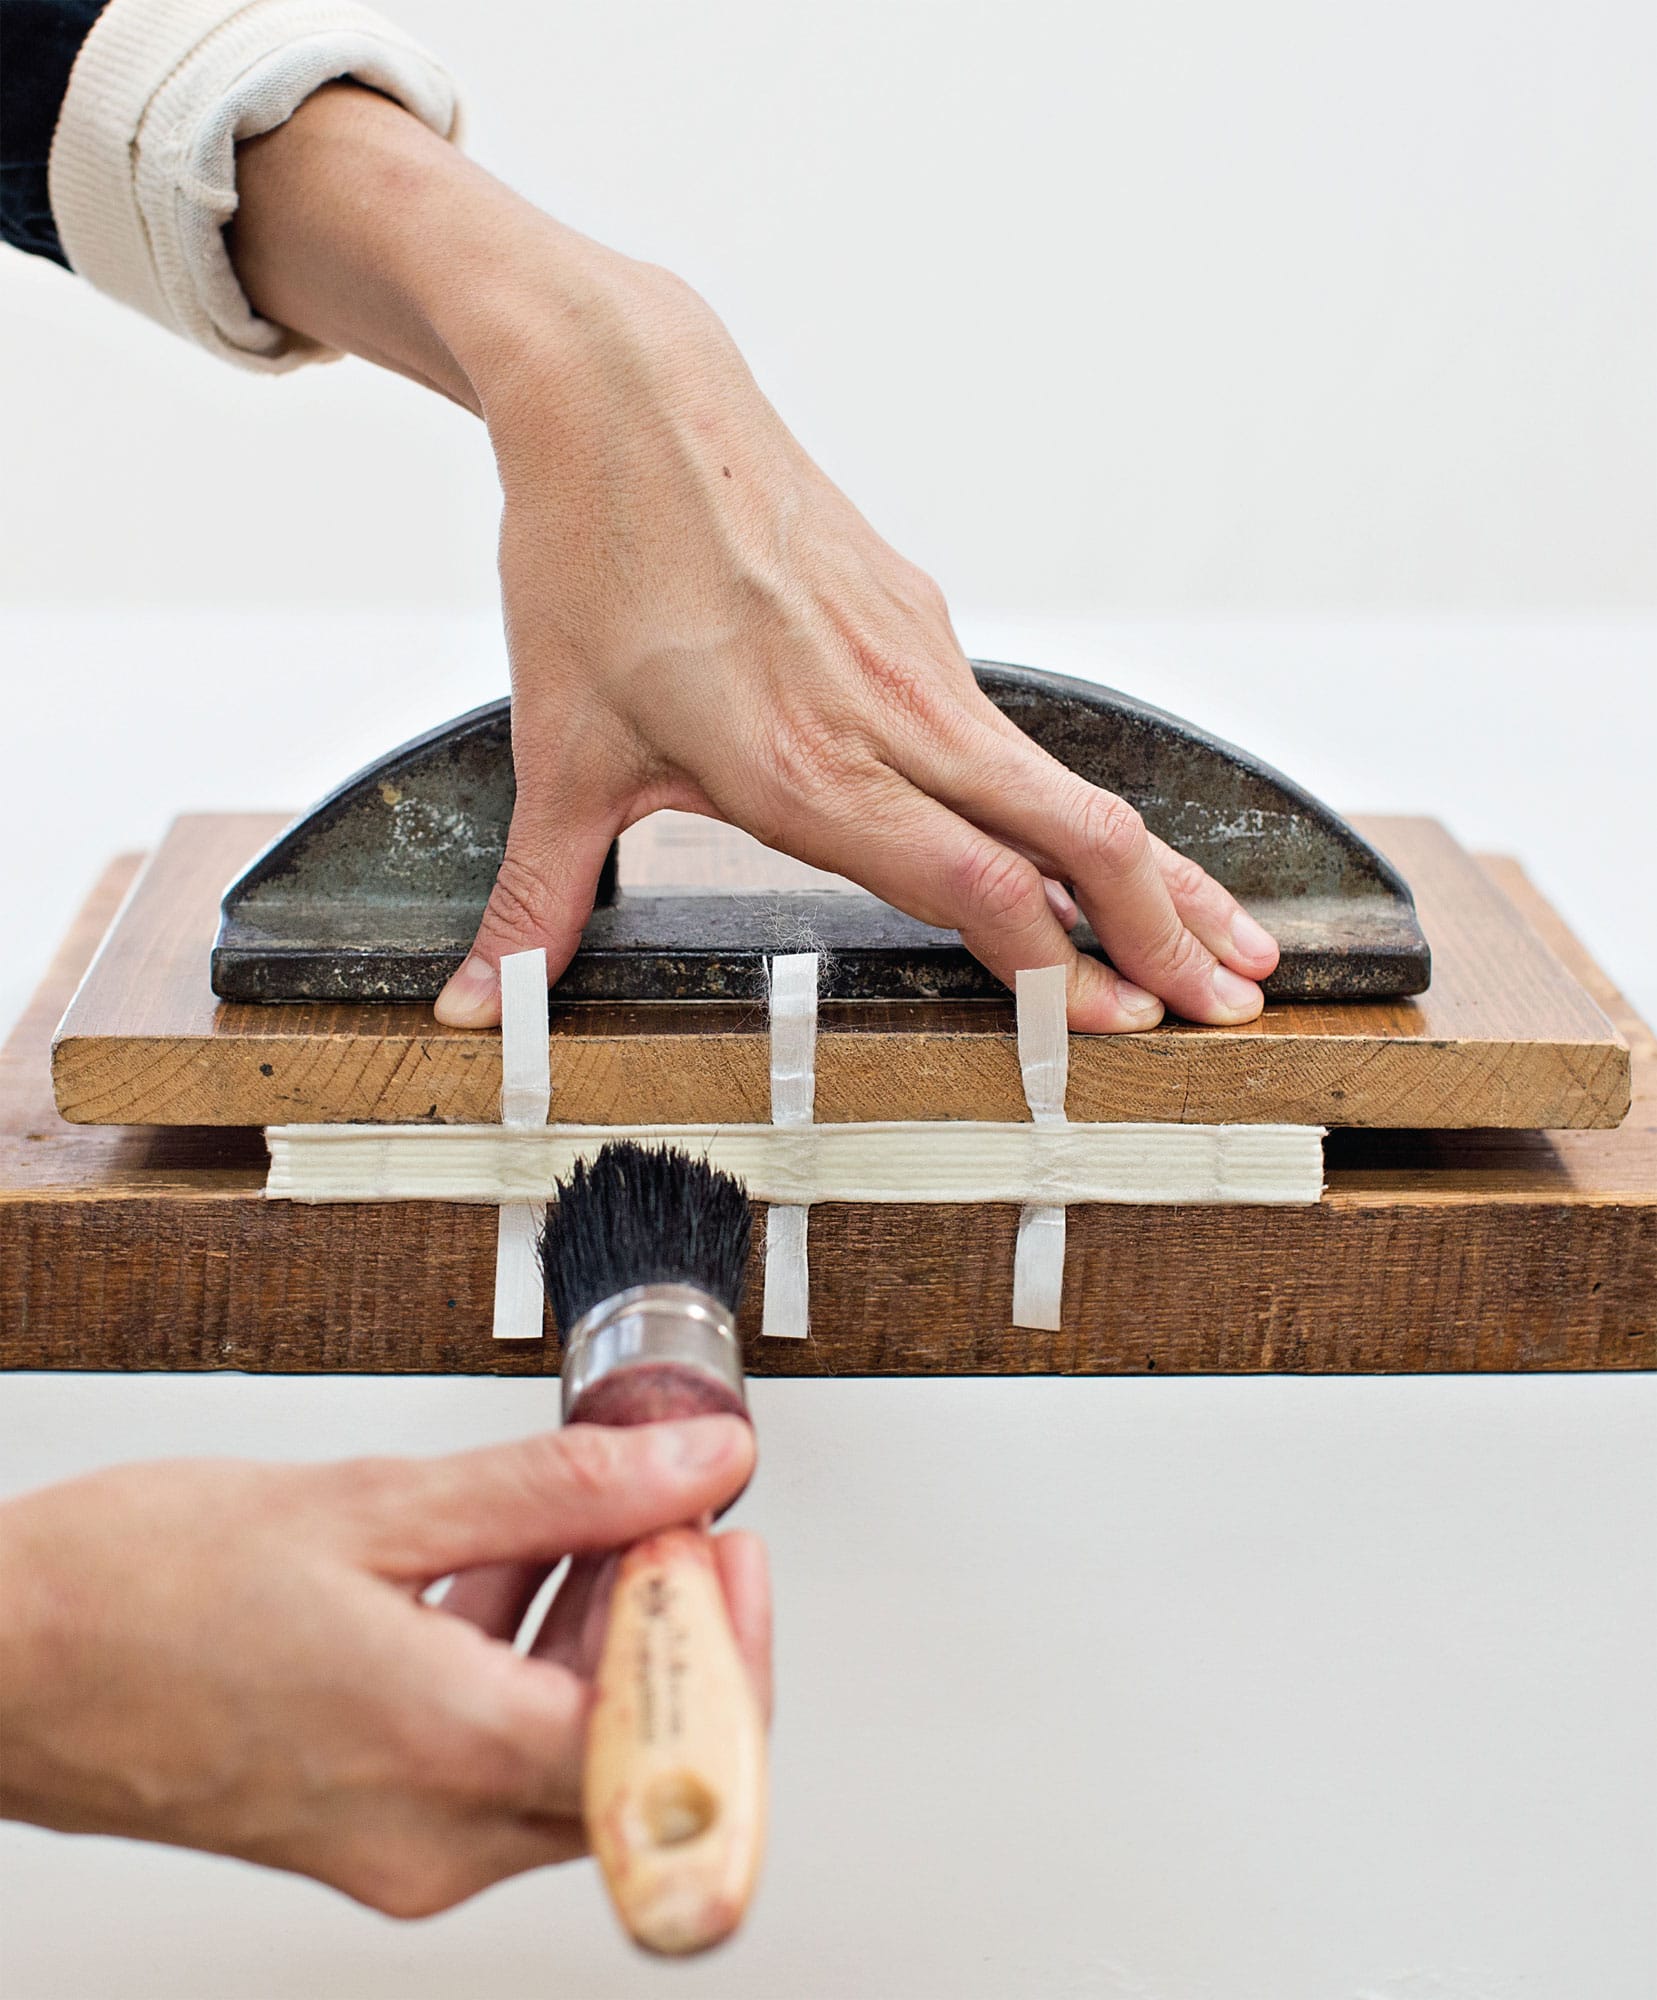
[4,853,1652,1375]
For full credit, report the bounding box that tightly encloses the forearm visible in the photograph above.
[229,82,664,422]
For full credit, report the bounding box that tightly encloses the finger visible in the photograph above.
[530,1536,770,1717]
[530,1537,769,1713]
[1042,876,1080,929]
[342,1588,594,1823]
[332,1810,588,1919]
[529,1551,619,1677]
[912,681,1276,985]
[714,1530,773,1722]
[438,1559,551,1642]
[916,727,1266,1024]
[764,770,1167,1033]
[434,794,621,1028]
[482,1655,593,1821]
[342,1417,756,1581]
[438,1811,589,1900]
[1147,832,1279,979]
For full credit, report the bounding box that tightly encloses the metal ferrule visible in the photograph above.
[560,1282,745,1421]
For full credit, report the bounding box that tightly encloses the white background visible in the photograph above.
[3,0,1655,614]
[1,3,1653,1997]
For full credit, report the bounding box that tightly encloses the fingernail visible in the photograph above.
[1230,909,1277,960]
[1043,877,1080,929]
[1212,965,1263,1014]
[433,954,499,1027]
[1118,981,1163,1024]
[667,1416,742,1473]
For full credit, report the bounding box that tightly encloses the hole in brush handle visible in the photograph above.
[642,1772,720,1848]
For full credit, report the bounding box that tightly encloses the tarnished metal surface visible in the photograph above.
[212,663,1430,1005]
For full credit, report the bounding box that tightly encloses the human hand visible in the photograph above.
[231,86,1278,1033]
[452,273,1279,1035]
[0,1417,766,1917]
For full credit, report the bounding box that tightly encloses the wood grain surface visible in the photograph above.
[49,813,1631,1131]
[5,850,1652,1375]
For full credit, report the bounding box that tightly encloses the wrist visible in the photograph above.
[232,82,673,426]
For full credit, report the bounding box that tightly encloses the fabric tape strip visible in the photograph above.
[492,947,550,1341]
[761,952,820,1339]
[1013,964,1069,1331]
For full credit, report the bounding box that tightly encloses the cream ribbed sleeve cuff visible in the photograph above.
[47,0,461,371]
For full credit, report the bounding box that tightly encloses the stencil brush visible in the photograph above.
[541,1142,765,1957]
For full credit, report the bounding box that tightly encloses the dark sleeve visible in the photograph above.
[0,0,111,265]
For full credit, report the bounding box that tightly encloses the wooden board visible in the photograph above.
[49,813,1631,1131]
[4,851,1652,1375]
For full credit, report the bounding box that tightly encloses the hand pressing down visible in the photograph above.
[229,86,1280,1037]
[0,1417,765,1919]
[442,268,1281,1033]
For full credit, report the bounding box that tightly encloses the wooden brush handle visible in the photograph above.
[584,1525,767,1956]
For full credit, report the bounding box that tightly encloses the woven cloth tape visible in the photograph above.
[493,948,549,1340]
[762,953,819,1338]
[1012,965,1069,1330]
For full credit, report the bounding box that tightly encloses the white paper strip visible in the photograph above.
[492,1200,547,1343]
[1012,1203,1067,1330]
[1013,966,1070,1331]
[267,1119,1326,1207]
[492,948,550,1341]
[1016,964,1070,1128]
[499,949,552,1128]
[768,953,819,1128]
[762,1202,811,1341]
[762,952,819,1339]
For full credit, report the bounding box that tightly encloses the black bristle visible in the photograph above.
[540,1142,754,1338]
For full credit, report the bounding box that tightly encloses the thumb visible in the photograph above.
[434,803,618,1028]
[355,1417,757,1582]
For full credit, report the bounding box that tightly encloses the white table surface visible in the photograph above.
[2,613,1653,1999]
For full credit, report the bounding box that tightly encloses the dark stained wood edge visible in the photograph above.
[1,1197,1650,1374]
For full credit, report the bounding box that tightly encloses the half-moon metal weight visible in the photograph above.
[212,662,1429,1005]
